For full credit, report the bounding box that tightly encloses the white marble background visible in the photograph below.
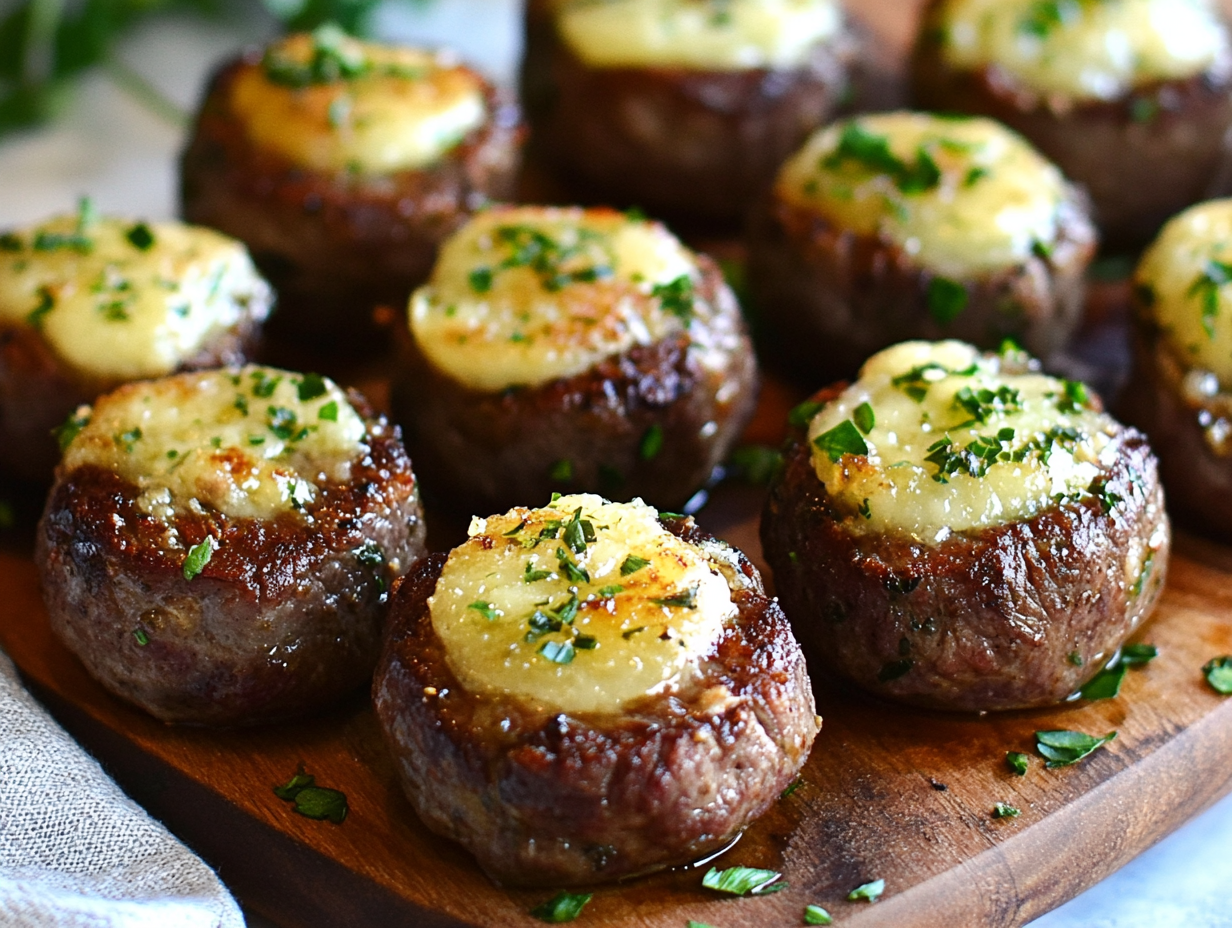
[1,2,1231,925]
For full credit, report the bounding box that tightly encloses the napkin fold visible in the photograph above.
[0,651,244,928]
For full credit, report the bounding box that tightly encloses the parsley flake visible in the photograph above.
[701,866,784,896]
[651,584,699,609]
[273,767,347,824]
[1203,656,1232,694]
[125,222,155,250]
[52,409,90,450]
[1034,729,1117,767]
[813,419,868,462]
[620,555,649,576]
[296,372,328,402]
[468,601,499,622]
[1006,751,1030,776]
[530,891,592,923]
[805,904,833,925]
[133,628,150,646]
[847,878,885,903]
[853,401,875,434]
[1188,259,1232,338]
[1080,662,1128,701]
[318,401,339,421]
[182,537,217,581]
[1121,643,1158,666]
[652,274,695,323]
[539,639,576,664]
[789,398,826,429]
[992,802,1021,819]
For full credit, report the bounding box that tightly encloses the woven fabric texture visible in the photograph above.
[0,650,243,928]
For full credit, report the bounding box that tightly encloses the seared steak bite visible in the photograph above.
[746,112,1096,383]
[392,206,758,513]
[912,0,1232,248]
[762,341,1169,711]
[521,0,855,223]
[374,494,818,886]
[1124,198,1232,538]
[0,203,270,481]
[37,365,426,726]
[180,25,522,351]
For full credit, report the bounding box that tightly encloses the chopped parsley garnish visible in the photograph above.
[125,222,155,250]
[539,639,577,664]
[468,601,499,622]
[789,398,826,429]
[924,428,1016,482]
[813,419,868,462]
[857,498,872,520]
[1006,751,1030,776]
[27,286,55,327]
[251,370,281,397]
[1018,0,1082,38]
[992,802,1021,819]
[953,385,1022,424]
[639,424,664,460]
[468,267,494,293]
[1055,379,1090,413]
[926,276,969,324]
[1187,258,1232,338]
[891,361,958,402]
[847,878,885,903]
[621,626,645,639]
[33,229,92,253]
[651,274,695,323]
[781,777,803,799]
[0,232,21,251]
[1203,656,1232,694]
[702,866,784,896]
[133,628,149,646]
[52,409,90,450]
[1068,651,1085,666]
[562,508,596,553]
[964,166,990,187]
[524,561,552,583]
[273,767,347,824]
[1034,729,1117,767]
[555,547,589,584]
[620,555,649,576]
[182,537,216,581]
[529,891,592,923]
[597,584,623,597]
[805,904,833,925]
[824,123,941,195]
[268,406,309,442]
[651,584,699,609]
[853,401,875,435]
[318,401,339,421]
[296,372,328,402]
[263,23,369,87]
[476,224,614,295]
[114,426,142,453]
[354,540,384,568]
[1080,663,1127,700]
[1121,643,1158,666]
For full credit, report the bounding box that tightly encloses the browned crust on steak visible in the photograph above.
[520,0,855,223]
[36,403,427,725]
[180,53,524,350]
[391,254,758,513]
[372,517,818,886]
[0,305,265,484]
[745,188,1096,384]
[1120,307,1232,539]
[911,2,1232,248]
[761,389,1170,711]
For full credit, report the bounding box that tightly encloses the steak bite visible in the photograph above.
[762,340,1169,712]
[37,366,426,726]
[521,0,855,223]
[1123,198,1232,538]
[391,205,758,513]
[374,493,818,886]
[180,25,522,351]
[746,112,1096,383]
[912,0,1232,248]
[0,202,270,481]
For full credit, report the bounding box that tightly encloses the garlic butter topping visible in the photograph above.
[777,113,1067,278]
[936,0,1226,101]
[60,366,368,522]
[806,341,1117,539]
[0,207,270,381]
[430,494,736,714]
[556,0,841,70]
[230,25,486,175]
[1135,199,1232,388]
[409,206,711,391]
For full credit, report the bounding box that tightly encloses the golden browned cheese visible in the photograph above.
[1136,199,1232,388]
[776,112,1067,279]
[806,341,1118,539]
[229,27,486,175]
[408,206,708,391]
[0,212,268,381]
[430,494,737,714]
[555,0,841,70]
[61,366,367,522]
[935,0,1225,101]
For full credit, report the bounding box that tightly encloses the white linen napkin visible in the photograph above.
[0,651,243,928]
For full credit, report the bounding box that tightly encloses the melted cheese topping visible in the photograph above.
[0,214,269,381]
[937,0,1225,101]
[777,113,1067,278]
[409,206,701,391]
[555,0,841,70]
[230,30,486,175]
[1136,199,1232,387]
[61,366,368,522]
[430,494,736,714]
[806,341,1117,539]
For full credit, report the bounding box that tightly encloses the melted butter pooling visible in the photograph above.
[62,366,368,522]
[556,0,841,70]
[806,341,1117,539]
[937,0,1226,101]
[777,112,1066,278]
[0,214,269,381]
[430,494,736,714]
[1136,198,1232,388]
[409,206,703,391]
[230,29,486,175]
